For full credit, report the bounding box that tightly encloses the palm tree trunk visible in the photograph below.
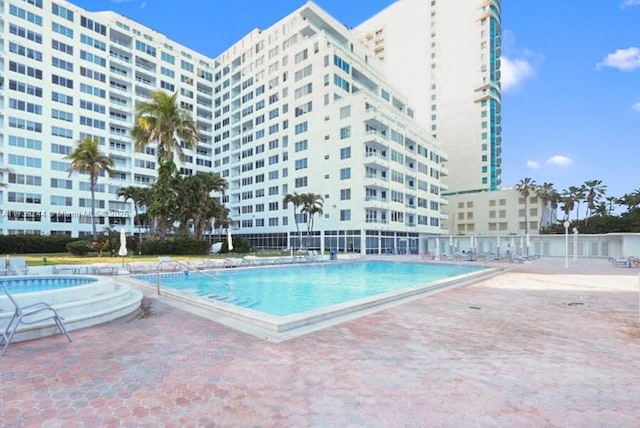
[90,176,97,240]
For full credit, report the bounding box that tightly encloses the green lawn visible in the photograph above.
[18,250,292,266]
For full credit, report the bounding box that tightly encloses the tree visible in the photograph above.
[66,136,114,240]
[560,189,576,221]
[131,90,199,167]
[606,196,618,215]
[515,177,537,235]
[583,179,607,225]
[131,90,199,236]
[117,186,149,252]
[174,173,227,239]
[571,185,587,222]
[618,189,640,212]
[283,192,305,250]
[535,182,558,227]
[301,193,324,248]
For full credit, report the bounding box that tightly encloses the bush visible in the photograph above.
[0,235,76,254]
[222,236,252,253]
[66,240,93,256]
[140,238,209,255]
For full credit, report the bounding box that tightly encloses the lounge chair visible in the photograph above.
[8,257,28,275]
[1,284,72,356]
[90,264,119,275]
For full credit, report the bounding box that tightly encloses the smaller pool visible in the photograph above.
[1,276,97,294]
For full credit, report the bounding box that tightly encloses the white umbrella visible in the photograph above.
[118,228,128,267]
[435,237,440,259]
[227,229,233,252]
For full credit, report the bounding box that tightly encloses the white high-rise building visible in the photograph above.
[0,0,448,254]
[356,0,502,194]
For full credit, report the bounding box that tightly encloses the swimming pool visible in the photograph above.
[1,276,97,294]
[134,261,487,317]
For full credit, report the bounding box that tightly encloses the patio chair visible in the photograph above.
[8,257,29,275]
[1,284,72,356]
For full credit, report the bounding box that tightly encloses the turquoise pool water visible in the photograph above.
[135,261,483,316]
[1,277,97,294]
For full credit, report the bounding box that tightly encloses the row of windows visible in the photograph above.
[9,23,42,44]
[9,41,42,61]
[10,4,43,26]
[9,79,42,97]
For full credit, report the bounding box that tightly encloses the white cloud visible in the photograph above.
[633,102,640,112]
[526,160,540,169]
[546,155,574,167]
[501,56,535,91]
[597,47,640,71]
[621,0,640,8]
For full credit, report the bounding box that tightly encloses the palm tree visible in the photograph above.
[117,186,149,252]
[535,182,558,227]
[515,177,537,235]
[560,189,576,221]
[571,185,587,222]
[301,193,324,248]
[131,90,199,168]
[131,90,199,236]
[583,179,607,225]
[174,172,227,239]
[283,192,304,250]
[618,190,640,212]
[605,196,618,215]
[66,136,114,240]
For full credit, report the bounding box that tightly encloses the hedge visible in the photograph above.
[0,235,76,254]
[140,239,209,255]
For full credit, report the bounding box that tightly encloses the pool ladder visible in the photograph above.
[156,258,233,295]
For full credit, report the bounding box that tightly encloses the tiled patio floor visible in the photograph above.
[2,258,640,427]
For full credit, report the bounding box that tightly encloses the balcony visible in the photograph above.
[364,152,389,169]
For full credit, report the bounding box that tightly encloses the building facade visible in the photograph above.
[355,0,502,194]
[444,188,555,236]
[0,0,448,254]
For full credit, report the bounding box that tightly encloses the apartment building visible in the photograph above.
[0,0,448,254]
[355,0,503,194]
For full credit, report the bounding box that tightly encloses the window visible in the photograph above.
[294,177,308,188]
[340,168,351,180]
[340,210,351,221]
[294,158,308,170]
[294,122,308,135]
[340,189,351,200]
[340,126,351,139]
[340,147,351,160]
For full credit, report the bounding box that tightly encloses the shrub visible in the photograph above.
[0,235,76,254]
[140,239,209,255]
[221,236,252,253]
[66,240,93,256]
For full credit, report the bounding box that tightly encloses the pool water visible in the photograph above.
[135,261,483,316]
[1,277,97,294]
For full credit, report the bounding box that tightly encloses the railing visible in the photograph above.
[156,257,232,295]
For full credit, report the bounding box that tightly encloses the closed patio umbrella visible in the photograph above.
[227,229,233,252]
[118,228,127,267]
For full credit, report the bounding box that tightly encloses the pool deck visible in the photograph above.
[2,257,640,427]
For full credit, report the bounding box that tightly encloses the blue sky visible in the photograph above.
[73,0,639,200]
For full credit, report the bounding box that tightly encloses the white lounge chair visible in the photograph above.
[8,257,28,275]
[1,284,72,355]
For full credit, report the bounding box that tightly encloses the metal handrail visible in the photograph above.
[156,258,232,295]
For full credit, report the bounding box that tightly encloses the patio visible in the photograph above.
[2,258,640,426]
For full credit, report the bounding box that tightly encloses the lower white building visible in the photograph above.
[444,188,556,236]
